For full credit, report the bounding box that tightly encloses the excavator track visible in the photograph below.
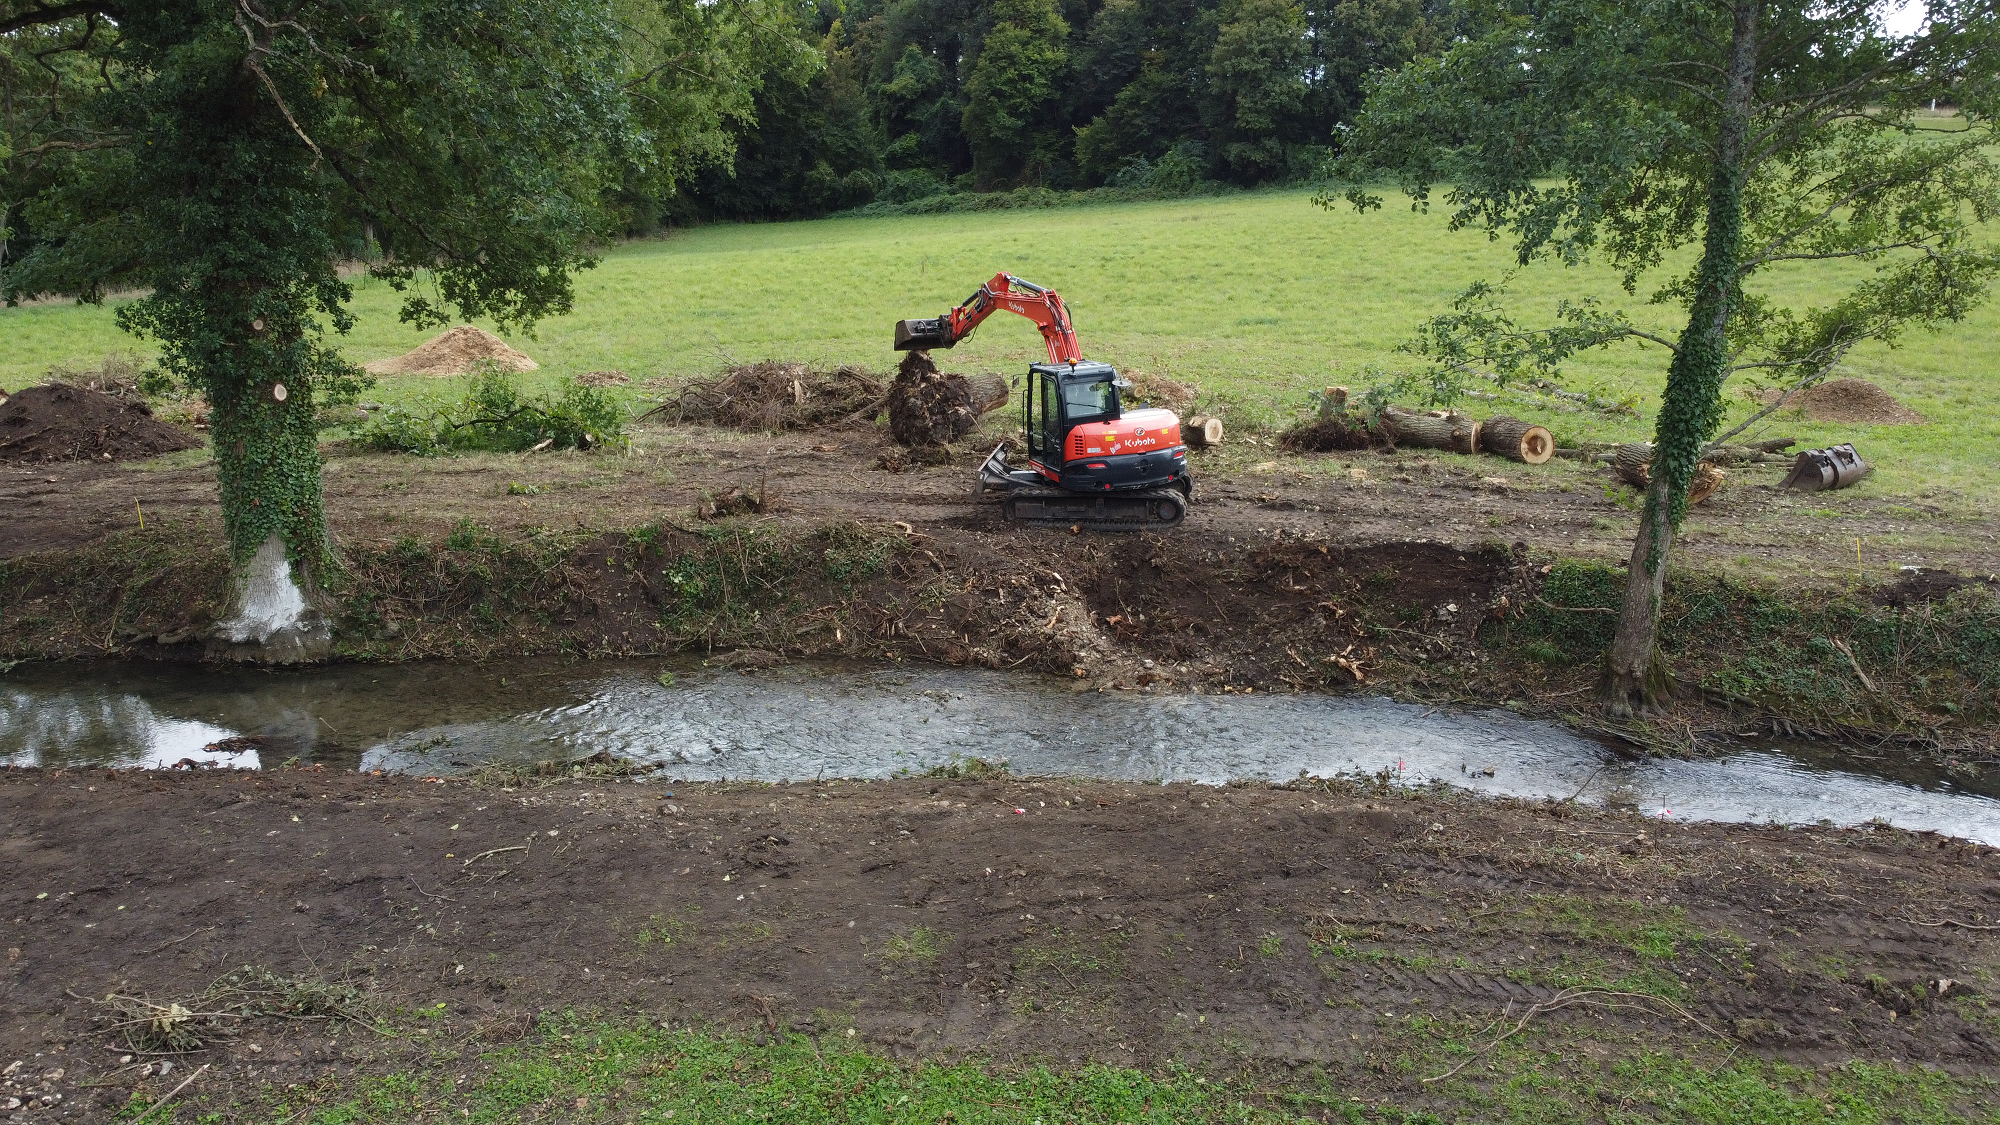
[1000,487,1187,530]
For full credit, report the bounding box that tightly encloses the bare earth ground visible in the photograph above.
[4,418,1997,579]
[3,770,1997,1121]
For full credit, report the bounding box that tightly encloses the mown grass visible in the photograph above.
[178,1012,1997,1124]
[7,188,1997,504]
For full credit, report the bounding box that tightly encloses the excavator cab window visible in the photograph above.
[1026,370,1058,458]
[1062,377,1116,420]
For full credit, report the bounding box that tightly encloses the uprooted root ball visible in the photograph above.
[1278,414,1387,453]
[887,352,1007,448]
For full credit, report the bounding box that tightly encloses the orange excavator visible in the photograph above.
[895,272,1191,528]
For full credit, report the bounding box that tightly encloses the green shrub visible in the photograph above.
[358,365,624,456]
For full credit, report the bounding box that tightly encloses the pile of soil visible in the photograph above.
[1279,413,1385,452]
[886,351,1007,448]
[1768,378,1927,425]
[0,383,200,464]
[362,326,539,377]
[647,361,885,431]
[575,369,631,387]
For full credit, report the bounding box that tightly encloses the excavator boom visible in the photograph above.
[894,272,1083,366]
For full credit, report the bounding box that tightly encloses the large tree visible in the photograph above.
[2,0,797,628]
[1330,0,2000,715]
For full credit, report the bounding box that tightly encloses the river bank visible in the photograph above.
[3,768,1997,1122]
[4,422,1997,768]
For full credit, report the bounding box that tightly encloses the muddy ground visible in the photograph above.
[3,770,1997,1120]
[4,418,1996,578]
[5,418,1997,758]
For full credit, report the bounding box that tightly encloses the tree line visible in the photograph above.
[650,0,1451,222]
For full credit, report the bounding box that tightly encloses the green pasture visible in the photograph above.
[5,188,1996,502]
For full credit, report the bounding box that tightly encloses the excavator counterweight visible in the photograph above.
[896,273,1192,530]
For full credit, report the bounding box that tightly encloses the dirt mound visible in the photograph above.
[646,361,886,431]
[362,326,539,377]
[576,369,630,387]
[0,383,201,464]
[1766,378,1926,425]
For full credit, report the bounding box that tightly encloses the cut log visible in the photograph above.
[1182,414,1224,448]
[1384,408,1480,455]
[1479,415,1555,464]
[1611,443,1654,489]
[1610,442,1725,504]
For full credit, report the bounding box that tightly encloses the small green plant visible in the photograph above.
[656,670,676,687]
[878,926,947,965]
[1258,932,1283,957]
[358,365,625,456]
[506,481,542,496]
[636,909,698,949]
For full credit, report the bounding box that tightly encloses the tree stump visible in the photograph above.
[1182,415,1225,448]
[1318,386,1349,419]
[1479,415,1554,464]
[1384,408,1480,454]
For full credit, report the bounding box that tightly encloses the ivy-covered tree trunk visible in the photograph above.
[115,36,360,639]
[1598,0,1759,717]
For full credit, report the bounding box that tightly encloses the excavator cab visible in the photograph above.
[1021,362,1188,493]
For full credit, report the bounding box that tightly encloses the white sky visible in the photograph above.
[1878,0,1928,37]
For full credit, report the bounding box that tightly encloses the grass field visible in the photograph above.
[5,188,1996,501]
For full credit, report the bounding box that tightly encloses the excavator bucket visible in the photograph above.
[1779,442,1871,491]
[894,318,956,351]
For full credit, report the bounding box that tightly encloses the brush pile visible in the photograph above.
[886,351,1008,448]
[648,361,885,431]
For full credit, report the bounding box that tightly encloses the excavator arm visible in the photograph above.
[894,272,1084,366]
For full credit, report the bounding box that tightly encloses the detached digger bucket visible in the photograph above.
[1779,443,1871,492]
[894,318,955,351]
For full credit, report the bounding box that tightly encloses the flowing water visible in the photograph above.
[4,658,1997,844]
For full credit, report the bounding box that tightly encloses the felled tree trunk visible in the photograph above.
[1384,408,1480,454]
[964,373,1009,414]
[1479,415,1554,464]
[1611,442,1725,504]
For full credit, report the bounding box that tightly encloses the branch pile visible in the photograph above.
[646,362,886,432]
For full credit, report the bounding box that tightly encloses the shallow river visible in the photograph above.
[4,659,1997,844]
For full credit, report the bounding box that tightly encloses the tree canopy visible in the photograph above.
[0,0,806,581]
[1330,0,2000,712]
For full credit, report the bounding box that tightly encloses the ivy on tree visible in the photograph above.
[1329,0,2000,715]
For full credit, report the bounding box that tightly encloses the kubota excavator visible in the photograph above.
[895,272,1191,528]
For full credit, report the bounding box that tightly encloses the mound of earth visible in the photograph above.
[0,382,201,464]
[362,325,539,377]
[576,369,631,387]
[1766,378,1926,425]
[647,361,886,431]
